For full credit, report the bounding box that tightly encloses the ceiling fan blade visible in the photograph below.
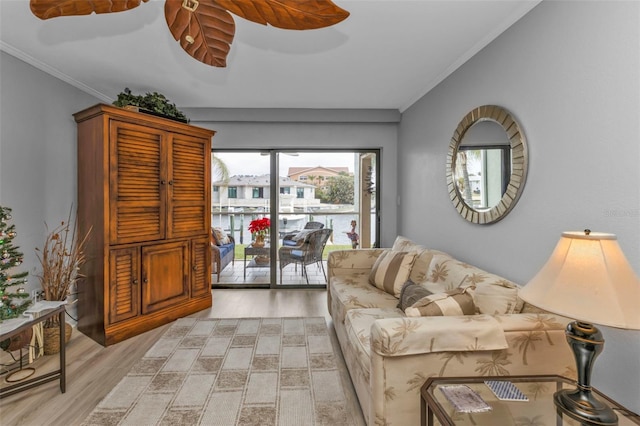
[214,0,349,30]
[165,0,236,67]
[30,0,149,20]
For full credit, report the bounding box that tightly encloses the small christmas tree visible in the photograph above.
[0,206,31,321]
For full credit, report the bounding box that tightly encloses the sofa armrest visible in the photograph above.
[367,313,576,426]
[211,243,221,259]
[328,249,385,279]
[370,315,509,357]
[369,312,573,358]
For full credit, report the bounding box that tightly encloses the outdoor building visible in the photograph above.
[287,166,351,191]
[212,174,318,210]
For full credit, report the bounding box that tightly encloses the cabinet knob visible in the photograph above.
[168,180,174,185]
[161,180,166,185]
[133,279,139,285]
[144,278,149,284]
[193,265,198,271]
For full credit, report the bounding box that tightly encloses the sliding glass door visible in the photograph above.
[211,149,379,288]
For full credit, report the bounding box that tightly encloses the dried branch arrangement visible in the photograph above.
[36,210,91,304]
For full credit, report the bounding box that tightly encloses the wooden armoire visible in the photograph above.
[74,104,214,346]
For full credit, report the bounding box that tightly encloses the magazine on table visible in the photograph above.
[439,385,492,413]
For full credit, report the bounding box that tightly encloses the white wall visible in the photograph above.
[0,52,100,311]
[398,1,639,412]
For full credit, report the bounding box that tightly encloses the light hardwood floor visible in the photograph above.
[0,289,365,426]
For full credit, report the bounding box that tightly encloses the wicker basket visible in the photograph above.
[43,323,72,355]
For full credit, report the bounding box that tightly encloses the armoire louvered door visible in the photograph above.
[109,121,166,245]
[167,133,210,239]
[108,247,139,324]
[190,237,211,298]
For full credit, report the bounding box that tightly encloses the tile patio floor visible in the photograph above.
[213,259,329,286]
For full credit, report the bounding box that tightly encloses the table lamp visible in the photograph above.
[519,230,640,425]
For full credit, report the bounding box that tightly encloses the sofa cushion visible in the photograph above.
[520,301,552,314]
[397,280,433,311]
[330,274,399,326]
[405,287,476,317]
[409,249,451,284]
[425,253,522,315]
[212,227,230,245]
[391,235,425,252]
[473,279,523,315]
[390,237,455,284]
[369,250,417,297]
[218,243,234,259]
[293,229,314,242]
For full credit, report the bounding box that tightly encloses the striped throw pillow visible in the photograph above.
[369,250,417,297]
[405,287,476,317]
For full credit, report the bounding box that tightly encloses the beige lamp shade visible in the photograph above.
[519,231,640,330]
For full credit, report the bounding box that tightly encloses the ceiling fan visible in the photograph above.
[29,0,350,67]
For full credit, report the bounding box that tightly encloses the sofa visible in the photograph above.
[327,236,576,426]
[211,227,235,283]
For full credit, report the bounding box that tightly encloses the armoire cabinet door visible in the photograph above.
[167,133,211,239]
[191,237,211,297]
[110,120,167,245]
[109,247,140,324]
[141,241,190,314]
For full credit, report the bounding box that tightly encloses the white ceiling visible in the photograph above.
[0,0,540,112]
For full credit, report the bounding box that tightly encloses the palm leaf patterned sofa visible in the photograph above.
[327,236,576,426]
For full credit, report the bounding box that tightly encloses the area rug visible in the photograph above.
[81,317,356,426]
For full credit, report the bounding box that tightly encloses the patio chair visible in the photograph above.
[279,228,332,284]
[282,221,325,247]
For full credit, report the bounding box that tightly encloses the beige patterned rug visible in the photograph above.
[81,317,356,426]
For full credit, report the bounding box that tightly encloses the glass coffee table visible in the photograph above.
[421,375,640,426]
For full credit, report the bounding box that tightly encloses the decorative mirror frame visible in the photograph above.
[446,105,528,224]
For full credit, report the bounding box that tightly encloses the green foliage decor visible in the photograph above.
[113,88,189,122]
[0,206,31,322]
[320,173,355,204]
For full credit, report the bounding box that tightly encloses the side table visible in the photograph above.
[0,301,67,398]
[244,245,271,279]
[421,375,640,426]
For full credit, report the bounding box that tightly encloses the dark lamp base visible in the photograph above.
[558,321,618,425]
[554,388,617,425]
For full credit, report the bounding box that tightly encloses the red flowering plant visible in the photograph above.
[248,217,270,237]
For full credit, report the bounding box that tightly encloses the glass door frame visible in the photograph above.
[211,148,381,289]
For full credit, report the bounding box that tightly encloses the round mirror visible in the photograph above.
[446,105,528,224]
